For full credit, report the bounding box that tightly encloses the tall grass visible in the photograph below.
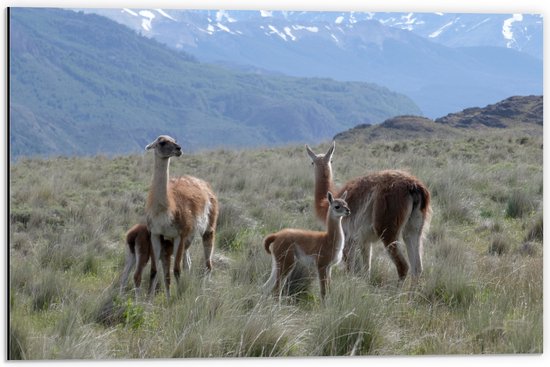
[8,129,543,359]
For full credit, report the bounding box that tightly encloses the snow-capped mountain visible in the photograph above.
[78,9,542,118]
[372,12,542,60]
[86,9,542,59]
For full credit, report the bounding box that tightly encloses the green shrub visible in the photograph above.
[121,298,145,330]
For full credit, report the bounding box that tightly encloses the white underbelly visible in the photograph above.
[148,212,179,239]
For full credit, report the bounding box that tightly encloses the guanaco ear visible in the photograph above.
[340,190,348,201]
[327,191,334,203]
[306,145,317,161]
[325,141,335,161]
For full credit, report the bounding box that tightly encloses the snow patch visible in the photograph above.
[292,25,319,33]
[155,9,175,21]
[216,10,237,23]
[268,25,287,41]
[502,13,523,47]
[284,27,296,41]
[331,34,339,43]
[429,19,457,38]
[216,23,234,34]
[122,8,138,17]
[206,24,215,34]
[403,13,416,25]
[397,12,418,31]
[139,10,155,32]
[435,12,444,16]
[466,17,490,32]
[260,10,272,18]
[335,16,344,24]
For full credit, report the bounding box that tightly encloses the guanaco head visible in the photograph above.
[146,135,182,158]
[327,191,350,218]
[306,141,334,171]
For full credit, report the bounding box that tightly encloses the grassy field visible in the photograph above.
[8,128,543,359]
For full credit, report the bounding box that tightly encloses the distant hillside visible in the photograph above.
[9,8,420,160]
[334,95,543,144]
[435,95,543,128]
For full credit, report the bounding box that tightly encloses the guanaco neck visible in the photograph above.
[148,155,173,214]
[326,212,344,251]
[314,164,336,220]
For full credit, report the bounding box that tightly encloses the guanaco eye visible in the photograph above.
[159,141,166,146]
[335,205,340,209]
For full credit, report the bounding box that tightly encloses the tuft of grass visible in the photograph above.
[9,322,28,360]
[316,309,382,355]
[429,164,474,223]
[505,191,534,218]
[488,234,511,256]
[81,251,100,275]
[524,212,543,242]
[309,288,386,356]
[517,242,540,257]
[31,270,64,311]
[423,264,476,309]
[94,291,126,327]
[171,287,306,358]
[55,306,82,338]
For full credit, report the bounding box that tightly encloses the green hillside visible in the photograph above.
[9,8,421,159]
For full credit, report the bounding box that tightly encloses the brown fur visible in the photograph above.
[306,142,432,281]
[119,223,174,297]
[263,192,350,299]
[145,135,219,299]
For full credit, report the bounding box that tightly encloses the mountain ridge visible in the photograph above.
[334,95,543,144]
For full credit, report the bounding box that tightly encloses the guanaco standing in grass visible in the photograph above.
[263,191,350,299]
[306,142,431,282]
[145,135,218,299]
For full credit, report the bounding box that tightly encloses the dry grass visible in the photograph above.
[8,128,543,359]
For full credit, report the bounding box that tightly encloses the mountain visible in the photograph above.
[82,9,543,118]
[84,9,543,60]
[334,95,543,144]
[8,8,421,160]
[363,12,542,60]
[434,95,543,128]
